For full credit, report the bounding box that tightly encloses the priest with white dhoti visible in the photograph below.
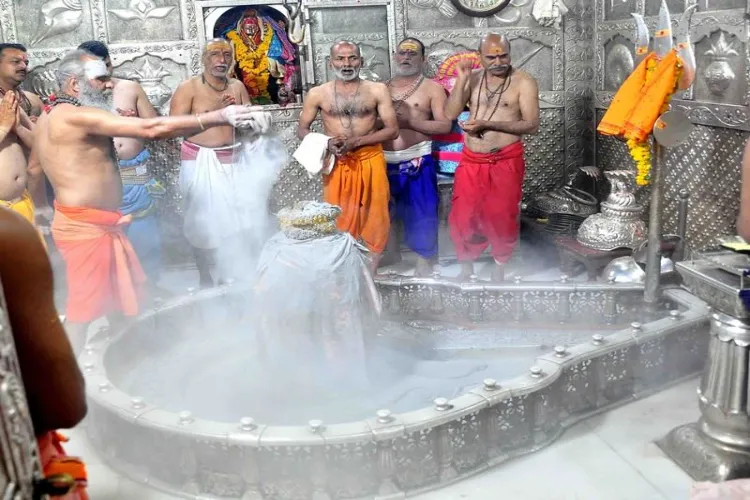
[170,38,284,287]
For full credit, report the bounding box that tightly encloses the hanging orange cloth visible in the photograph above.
[323,144,390,254]
[623,49,682,142]
[597,53,656,136]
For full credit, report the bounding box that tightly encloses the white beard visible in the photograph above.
[78,81,113,111]
[395,64,421,77]
[333,67,360,82]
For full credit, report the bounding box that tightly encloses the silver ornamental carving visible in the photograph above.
[605,43,634,90]
[122,57,173,108]
[576,170,646,251]
[359,52,384,83]
[108,0,177,21]
[31,0,83,46]
[703,32,738,96]
[528,186,598,217]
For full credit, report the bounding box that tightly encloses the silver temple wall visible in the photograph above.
[3,0,746,253]
[594,0,750,250]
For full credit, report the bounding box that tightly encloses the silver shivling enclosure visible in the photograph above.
[0,0,748,497]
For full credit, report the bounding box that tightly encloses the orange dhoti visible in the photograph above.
[51,202,146,323]
[323,144,390,254]
[37,432,88,500]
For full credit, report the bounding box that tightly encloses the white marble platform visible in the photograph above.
[62,377,700,500]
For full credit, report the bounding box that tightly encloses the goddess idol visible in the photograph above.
[223,8,298,104]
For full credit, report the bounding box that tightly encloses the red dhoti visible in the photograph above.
[448,142,525,263]
[51,203,146,323]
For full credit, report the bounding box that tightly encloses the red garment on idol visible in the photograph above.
[448,142,525,264]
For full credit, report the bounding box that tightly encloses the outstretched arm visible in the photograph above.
[67,102,262,140]
[296,88,320,140]
[0,209,86,434]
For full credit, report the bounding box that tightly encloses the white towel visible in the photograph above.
[293,133,335,177]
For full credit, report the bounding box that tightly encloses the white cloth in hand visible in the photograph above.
[293,132,335,177]
[221,105,272,133]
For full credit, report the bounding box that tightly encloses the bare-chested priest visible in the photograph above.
[34,48,263,354]
[297,40,399,272]
[0,44,44,225]
[444,33,539,282]
[170,38,253,288]
[384,37,451,276]
[78,40,165,289]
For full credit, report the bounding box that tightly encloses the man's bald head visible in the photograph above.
[330,40,361,58]
[478,33,512,77]
[478,34,510,54]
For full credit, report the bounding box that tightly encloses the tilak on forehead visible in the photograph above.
[84,59,108,79]
[205,39,232,53]
[399,41,420,52]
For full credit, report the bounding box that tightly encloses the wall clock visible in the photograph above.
[449,0,513,17]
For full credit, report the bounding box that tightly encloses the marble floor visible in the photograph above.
[64,378,701,500]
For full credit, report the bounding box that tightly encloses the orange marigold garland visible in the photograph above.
[227,28,274,102]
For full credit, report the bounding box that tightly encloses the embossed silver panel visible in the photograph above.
[106,0,184,43]
[694,29,746,105]
[0,281,44,500]
[308,6,391,84]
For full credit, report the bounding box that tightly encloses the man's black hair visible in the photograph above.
[0,43,27,59]
[77,40,110,60]
[398,37,426,57]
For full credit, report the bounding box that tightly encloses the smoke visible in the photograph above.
[212,132,288,283]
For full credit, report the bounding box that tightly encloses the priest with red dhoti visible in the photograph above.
[443,34,540,282]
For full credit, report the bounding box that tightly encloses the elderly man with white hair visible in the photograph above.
[33,48,267,354]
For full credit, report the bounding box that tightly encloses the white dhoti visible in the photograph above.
[179,137,288,279]
[180,141,244,250]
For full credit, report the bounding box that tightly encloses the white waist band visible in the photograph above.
[383,141,432,163]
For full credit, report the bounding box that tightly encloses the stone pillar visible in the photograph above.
[658,311,750,480]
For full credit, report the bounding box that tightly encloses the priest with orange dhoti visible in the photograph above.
[296,40,399,272]
[35,48,263,353]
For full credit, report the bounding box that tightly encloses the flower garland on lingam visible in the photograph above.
[597,0,696,186]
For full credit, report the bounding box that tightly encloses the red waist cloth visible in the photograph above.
[448,142,525,264]
[181,141,240,165]
[37,432,88,500]
[51,202,145,323]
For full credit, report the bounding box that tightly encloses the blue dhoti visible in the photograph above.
[385,141,439,259]
[119,149,164,280]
